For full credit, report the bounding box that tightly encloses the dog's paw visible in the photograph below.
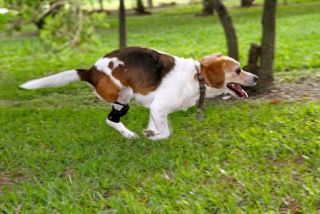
[144,129,169,141]
[124,131,139,139]
[148,134,169,141]
[143,129,159,138]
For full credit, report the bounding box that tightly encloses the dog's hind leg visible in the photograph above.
[105,87,137,139]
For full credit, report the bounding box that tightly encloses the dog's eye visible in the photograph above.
[235,68,241,74]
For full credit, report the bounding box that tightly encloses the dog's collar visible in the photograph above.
[194,61,206,121]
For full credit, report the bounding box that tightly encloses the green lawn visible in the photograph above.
[1,1,320,213]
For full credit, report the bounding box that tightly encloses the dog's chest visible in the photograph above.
[177,91,199,111]
[170,79,199,111]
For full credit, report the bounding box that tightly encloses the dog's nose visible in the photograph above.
[253,75,258,83]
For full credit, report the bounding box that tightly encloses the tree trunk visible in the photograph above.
[136,0,144,13]
[147,0,153,8]
[199,0,215,16]
[213,0,239,60]
[119,0,126,48]
[135,0,151,15]
[99,0,104,11]
[241,0,254,7]
[243,43,261,75]
[257,0,277,90]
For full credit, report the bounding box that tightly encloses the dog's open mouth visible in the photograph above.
[227,83,248,98]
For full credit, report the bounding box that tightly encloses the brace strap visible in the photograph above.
[107,102,129,123]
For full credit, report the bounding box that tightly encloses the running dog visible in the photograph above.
[20,47,258,140]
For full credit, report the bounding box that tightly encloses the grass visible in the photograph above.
[0,1,320,213]
[1,102,320,212]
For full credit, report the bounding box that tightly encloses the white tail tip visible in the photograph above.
[20,70,80,90]
[20,80,43,89]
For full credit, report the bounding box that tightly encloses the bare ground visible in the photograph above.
[252,72,320,101]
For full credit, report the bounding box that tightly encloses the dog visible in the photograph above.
[20,47,258,141]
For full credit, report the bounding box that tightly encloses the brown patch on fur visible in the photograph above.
[224,59,239,73]
[106,47,175,95]
[112,65,159,94]
[111,65,128,85]
[201,54,222,67]
[200,57,225,88]
[94,73,120,103]
[77,67,120,103]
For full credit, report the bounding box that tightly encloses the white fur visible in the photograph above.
[134,91,155,108]
[106,119,137,139]
[20,70,79,89]
[118,87,133,104]
[94,57,124,88]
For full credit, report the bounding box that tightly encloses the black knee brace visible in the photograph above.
[107,102,129,123]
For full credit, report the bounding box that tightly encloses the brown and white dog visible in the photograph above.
[20,47,258,140]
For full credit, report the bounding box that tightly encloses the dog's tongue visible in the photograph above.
[233,83,248,98]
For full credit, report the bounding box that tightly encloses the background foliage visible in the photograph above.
[2,0,109,49]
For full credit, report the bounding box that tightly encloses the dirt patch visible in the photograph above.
[0,172,26,193]
[0,173,15,186]
[280,197,302,214]
[251,73,320,101]
[59,168,75,178]
[0,173,16,193]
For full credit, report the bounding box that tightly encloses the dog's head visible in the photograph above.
[200,54,258,98]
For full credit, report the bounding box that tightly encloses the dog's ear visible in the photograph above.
[201,53,222,67]
[200,55,225,88]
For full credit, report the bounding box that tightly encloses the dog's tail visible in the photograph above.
[20,69,89,90]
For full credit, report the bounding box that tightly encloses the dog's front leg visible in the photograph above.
[143,113,156,136]
[106,88,137,139]
[144,107,170,141]
[106,107,137,139]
